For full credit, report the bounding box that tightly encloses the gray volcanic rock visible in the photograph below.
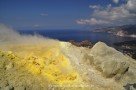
[69,40,93,48]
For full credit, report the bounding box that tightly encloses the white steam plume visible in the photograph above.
[0,24,59,46]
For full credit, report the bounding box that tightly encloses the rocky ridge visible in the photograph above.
[0,41,136,90]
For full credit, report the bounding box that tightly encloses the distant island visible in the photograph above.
[92,24,136,38]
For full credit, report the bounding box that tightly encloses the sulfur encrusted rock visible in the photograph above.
[60,41,136,90]
[0,41,136,90]
[88,42,136,81]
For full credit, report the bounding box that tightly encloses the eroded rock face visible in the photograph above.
[89,42,136,84]
[89,42,130,78]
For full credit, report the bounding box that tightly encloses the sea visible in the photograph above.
[16,29,135,46]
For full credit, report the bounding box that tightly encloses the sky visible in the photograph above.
[0,0,136,30]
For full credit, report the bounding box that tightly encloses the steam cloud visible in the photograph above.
[0,24,59,46]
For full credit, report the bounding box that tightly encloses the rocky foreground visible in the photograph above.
[0,41,136,90]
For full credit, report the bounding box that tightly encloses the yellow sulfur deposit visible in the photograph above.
[0,44,83,89]
[1,42,136,90]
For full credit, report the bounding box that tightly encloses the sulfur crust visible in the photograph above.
[0,43,85,90]
[0,41,136,90]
